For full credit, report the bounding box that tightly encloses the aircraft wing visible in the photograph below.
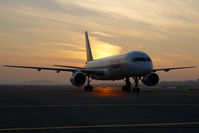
[4,65,75,73]
[53,65,106,75]
[153,66,196,72]
[3,65,105,75]
[53,65,84,69]
[81,69,106,76]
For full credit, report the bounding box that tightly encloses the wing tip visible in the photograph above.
[3,65,10,67]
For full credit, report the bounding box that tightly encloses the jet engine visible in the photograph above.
[141,73,159,86]
[70,72,86,86]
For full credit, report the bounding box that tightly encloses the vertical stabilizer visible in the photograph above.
[85,31,93,62]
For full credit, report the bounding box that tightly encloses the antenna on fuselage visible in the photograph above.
[85,31,93,63]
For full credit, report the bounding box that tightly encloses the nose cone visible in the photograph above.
[137,62,153,74]
[127,61,153,77]
[126,51,153,76]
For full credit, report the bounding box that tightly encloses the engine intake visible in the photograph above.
[70,72,86,86]
[142,73,159,86]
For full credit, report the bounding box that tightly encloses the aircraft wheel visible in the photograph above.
[132,87,136,93]
[136,87,140,93]
[84,86,89,92]
[126,86,131,93]
[88,86,93,92]
[122,86,126,92]
[85,86,93,92]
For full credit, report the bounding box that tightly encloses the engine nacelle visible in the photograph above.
[70,72,86,86]
[141,73,159,86]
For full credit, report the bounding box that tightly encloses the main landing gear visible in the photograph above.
[122,77,131,93]
[122,77,140,93]
[132,77,140,93]
[84,76,93,92]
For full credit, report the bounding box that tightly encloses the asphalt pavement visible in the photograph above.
[0,85,198,133]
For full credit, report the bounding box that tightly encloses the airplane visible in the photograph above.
[4,31,195,93]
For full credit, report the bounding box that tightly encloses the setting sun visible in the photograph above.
[91,39,122,59]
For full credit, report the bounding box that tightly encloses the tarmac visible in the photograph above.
[0,85,199,133]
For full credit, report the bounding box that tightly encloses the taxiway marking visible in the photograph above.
[0,104,198,108]
[0,122,199,131]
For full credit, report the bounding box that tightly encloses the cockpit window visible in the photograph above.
[132,57,151,62]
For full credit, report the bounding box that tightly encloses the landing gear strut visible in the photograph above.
[122,77,131,93]
[132,77,140,93]
[122,77,140,93]
[84,76,93,92]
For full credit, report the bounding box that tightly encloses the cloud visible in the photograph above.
[55,0,199,25]
[90,38,122,59]
[54,0,199,38]
[92,31,114,38]
[164,53,199,63]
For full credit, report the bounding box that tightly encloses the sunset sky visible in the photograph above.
[0,0,199,84]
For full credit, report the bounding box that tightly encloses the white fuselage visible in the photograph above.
[85,51,153,80]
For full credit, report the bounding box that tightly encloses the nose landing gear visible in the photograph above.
[132,77,140,93]
[122,77,140,93]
